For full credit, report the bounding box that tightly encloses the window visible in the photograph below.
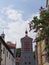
[25,62,27,64]
[7,51,8,57]
[16,62,19,65]
[29,62,31,64]
[25,56,26,58]
[24,44,30,51]
[29,56,30,58]
[3,47,5,54]
[9,54,10,59]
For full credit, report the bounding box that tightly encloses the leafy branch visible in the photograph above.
[29,9,49,60]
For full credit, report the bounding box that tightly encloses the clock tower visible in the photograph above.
[20,30,35,65]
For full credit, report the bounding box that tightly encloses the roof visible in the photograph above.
[21,35,33,40]
[0,36,14,58]
[8,44,16,48]
[16,57,20,62]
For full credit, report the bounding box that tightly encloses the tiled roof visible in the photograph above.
[8,44,16,48]
[21,35,33,40]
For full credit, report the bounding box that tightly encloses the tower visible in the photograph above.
[46,0,49,10]
[20,30,35,65]
[1,31,5,40]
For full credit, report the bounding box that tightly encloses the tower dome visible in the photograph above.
[25,30,28,35]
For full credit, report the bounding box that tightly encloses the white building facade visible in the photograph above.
[7,43,16,65]
[0,36,15,65]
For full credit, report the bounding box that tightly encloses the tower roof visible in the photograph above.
[1,30,5,39]
[25,30,28,35]
[21,30,33,40]
[21,35,33,40]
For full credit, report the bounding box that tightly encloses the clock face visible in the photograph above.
[24,43,31,51]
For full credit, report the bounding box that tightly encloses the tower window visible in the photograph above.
[25,56,26,58]
[29,62,31,64]
[25,62,27,64]
[29,56,30,58]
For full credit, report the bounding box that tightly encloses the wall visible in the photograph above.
[1,43,15,65]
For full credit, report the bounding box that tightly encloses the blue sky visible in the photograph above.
[0,0,46,20]
[0,0,46,48]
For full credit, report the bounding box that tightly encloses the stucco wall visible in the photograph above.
[1,43,15,65]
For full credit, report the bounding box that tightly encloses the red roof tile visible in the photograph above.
[8,44,16,48]
[21,35,33,40]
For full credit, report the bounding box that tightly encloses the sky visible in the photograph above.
[0,0,46,49]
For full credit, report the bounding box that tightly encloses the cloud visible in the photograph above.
[5,20,29,48]
[0,6,39,49]
[0,18,8,34]
[1,6,23,22]
[28,12,39,21]
[0,6,29,48]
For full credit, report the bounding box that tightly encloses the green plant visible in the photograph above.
[29,8,49,60]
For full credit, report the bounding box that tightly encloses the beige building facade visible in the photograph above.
[0,34,16,65]
[36,31,49,65]
[46,0,49,10]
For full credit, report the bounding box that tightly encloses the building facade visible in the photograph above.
[20,31,35,65]
[36,39,49,65]
[0,32,16,65]
[35,30,49,65]
[46,0,49,10]
[7,43,16,65]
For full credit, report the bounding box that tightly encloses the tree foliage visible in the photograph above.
[16,48,21,57]
[29,9,49,60]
